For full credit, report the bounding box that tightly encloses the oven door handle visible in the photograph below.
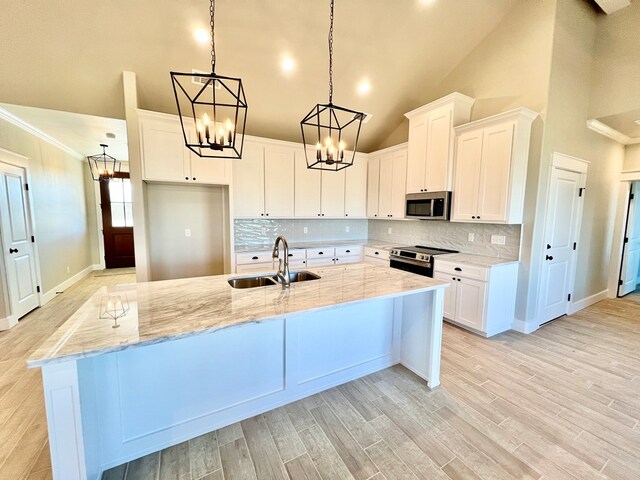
[390,255,431,268]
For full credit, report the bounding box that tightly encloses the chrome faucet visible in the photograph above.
[272,235,291,288]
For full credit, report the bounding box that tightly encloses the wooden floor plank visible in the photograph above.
[218,437,257,480]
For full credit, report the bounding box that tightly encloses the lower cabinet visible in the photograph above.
[434,258,518,337]
[236,245,364,273]
[364,247,390,266]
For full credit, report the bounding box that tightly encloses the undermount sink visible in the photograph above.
[275,270,322,284]
[227,271,321,289]
[228,275,277,289]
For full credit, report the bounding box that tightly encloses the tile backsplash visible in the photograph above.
[368,220,521,259]
[234,219,369,246]
[234,218,520,259]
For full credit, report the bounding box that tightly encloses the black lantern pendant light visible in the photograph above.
[88,144,120,182]
[300,0,365,171]
[170,0,248,159]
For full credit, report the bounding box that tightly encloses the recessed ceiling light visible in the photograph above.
[281,55,296,74]
[357,79,371,96]
[193,28,209,44]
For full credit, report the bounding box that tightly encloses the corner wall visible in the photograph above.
[0,118,97,298]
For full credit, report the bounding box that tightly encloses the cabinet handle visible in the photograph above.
[346,250,351,253]
[318,252,324,255]
[9,248,18,254]
[287,253,293,257]
[454,267,462,272]
[546,255,554,261]
[546,244,551,249]
[374,252,379,255]
[252,256,259,260]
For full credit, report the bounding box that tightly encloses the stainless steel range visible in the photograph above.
[389,245,459,277]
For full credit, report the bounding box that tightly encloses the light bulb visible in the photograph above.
[203,113,210,126]
[316,142,322,150]
[339,141,346,150]
[324,136,333,147]
[225,118,234,132]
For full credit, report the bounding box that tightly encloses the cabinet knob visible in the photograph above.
[457,278,461,282]
[9,248,18,254]
[546,255,554,261]
[192,177,196,181]
[261,213,264,216]
[546,244,551,249]
[266,213,269,216]
[452,277,456,280]
[345,214,348,217]
[318,213,321,216]
[374,214,377,217]
[472,216,476,219]
[185,176,189,180]
[477,216,481,219]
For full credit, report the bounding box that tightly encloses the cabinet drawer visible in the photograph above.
[364,247,389,261]
[335,245,363,257]
[236,251,273,265]
[288,259,308,269]
[434,260,487,281]
[306,247,335,259]
[285,249,306,261]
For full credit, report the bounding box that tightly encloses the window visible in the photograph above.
[108,178,133,227]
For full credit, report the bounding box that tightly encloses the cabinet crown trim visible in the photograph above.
[454,107,538,134]
[404,92,476,119]
[367,142,408,158]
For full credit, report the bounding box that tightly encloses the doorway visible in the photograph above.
[0,161,40,320]
[538,153,588,325]
[100,172,135,268]
[617,181,640,297]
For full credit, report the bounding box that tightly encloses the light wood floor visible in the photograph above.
[2,275,640,480]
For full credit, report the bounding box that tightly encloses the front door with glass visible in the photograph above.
[100,173,135,268]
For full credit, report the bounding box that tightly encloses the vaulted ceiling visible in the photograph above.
[0,0,517,152]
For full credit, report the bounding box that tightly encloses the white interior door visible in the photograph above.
[0,163,39,319]
[538,168,583,323]
[619,182,640,296]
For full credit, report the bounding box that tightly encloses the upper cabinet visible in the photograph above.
[369,146,408,219]
[139,110,231,185]
[404,93,475,194]
[233,142,295,218]
[451,108,538,224]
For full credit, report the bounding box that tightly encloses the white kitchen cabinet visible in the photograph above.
[235,250,275,274]
[321,169,346,218]
[344,155,368,218]
[367,157,380,218]
[139,110,232,185]
[364,246,390,266]
[378,148,407,219]
[405,93,474,194]
[232,142,265,218]
[294,148,322,217]
[434,257,518,337]
[264,145,295,217]
[452,108,537,224]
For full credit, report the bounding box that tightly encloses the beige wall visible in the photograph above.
[147,184,228,281]
[624,144,640,171]
[376,0,557,150]
[589,0,640,119]
[518,0,625,326]
[0,118,96,297]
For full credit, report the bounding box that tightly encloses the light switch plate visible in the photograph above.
[184,228,191,237]
[491,235,506,245]
[303,227,308,234]
[468,233,475,242]
[345,226,350,233]
[387,227,392,234]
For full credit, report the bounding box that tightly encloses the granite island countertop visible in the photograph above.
[28,263,448,368]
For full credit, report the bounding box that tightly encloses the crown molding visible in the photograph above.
[454,107,538,134]
[586,119,640,145]
[0,107,84,160]
[404,92,476,119]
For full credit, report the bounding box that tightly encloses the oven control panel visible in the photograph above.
[390,249,431,262]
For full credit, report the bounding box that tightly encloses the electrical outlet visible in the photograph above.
[345,226,350,233]
[303,227,308,234]
[185,228,191,237]
[491,235,506,245]
[388,227,392,234]
[66,266,70,274]
[261,227,266,235]
[468,233,475,242]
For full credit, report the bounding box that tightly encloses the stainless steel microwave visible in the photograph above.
[405,191,452,220]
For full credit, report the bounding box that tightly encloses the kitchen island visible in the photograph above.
[29,263,448,480]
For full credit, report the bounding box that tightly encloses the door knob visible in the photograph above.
[546,255,553,261]
[9,248,18,254]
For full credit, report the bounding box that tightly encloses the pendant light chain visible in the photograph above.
[210,0,216,73]
[328,0,334,105]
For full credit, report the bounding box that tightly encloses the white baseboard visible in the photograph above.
[511,318,538,334]
[0,315,17,331]
[568,290,608,315]
[41,264,103,306]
